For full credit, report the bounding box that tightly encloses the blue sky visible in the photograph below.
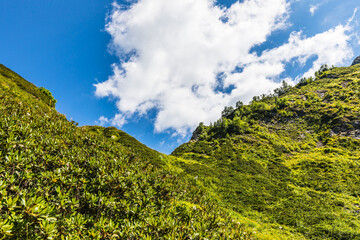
[1,0,359,154]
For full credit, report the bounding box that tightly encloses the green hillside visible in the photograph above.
[2,61,360,239]
[0,66,253,239]
[81,126,167,168]
[0,64,56,108]
[173,64,360,239]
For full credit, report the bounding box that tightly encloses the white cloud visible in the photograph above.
[259,24,353,79]
[96,114,127,128]
[111,114,127,128]
[348,8,358,25]
[309,4,319,16]
[97,116,110,126]
[95,0,354,135]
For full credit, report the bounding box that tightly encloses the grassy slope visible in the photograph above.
[81,126,168,168]
[173,65,360,239]
[0,64,56,107]
[0,66,254,239]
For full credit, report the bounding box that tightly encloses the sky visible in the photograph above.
[1,0,360,154]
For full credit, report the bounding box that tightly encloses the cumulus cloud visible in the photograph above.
[95,0,354,135]
[97,116,110,126]
[260,24,353,79]
[111,114,127,128]
[97,114,127,128]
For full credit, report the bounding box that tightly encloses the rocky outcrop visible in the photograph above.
[330,121,360,140]
[351,56,360,66]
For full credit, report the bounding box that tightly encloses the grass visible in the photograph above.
[173,64,360,239]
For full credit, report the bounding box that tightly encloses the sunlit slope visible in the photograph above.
[173,64,360,239]
[82,125,169,168]
[0,65,253,239]
[0,64,56,107]
[83,126,307,239]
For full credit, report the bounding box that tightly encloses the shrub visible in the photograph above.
[38,87,57,107]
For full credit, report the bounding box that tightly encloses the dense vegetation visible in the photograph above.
[173,64,360,239]
[0,64,56,107]
[0,66,253,239]
[2,61,360,239]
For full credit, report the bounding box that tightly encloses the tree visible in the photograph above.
[315,64,329,78]
[274,81,292,97]
[236,101,243,108]
[222,106,234,118]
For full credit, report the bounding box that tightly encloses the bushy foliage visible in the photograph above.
[314,64,330,78]
[38,87,57,107]
[0,65,56,107]
[221,106,234,118]
[0,67,254,239]
[296,76,314,88]
[273,81,292,97]
[173,64,360,239]
[4,62,360,239]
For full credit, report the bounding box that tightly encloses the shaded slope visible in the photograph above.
[0,66,253,239]
[351,56,360,66]
[173,64,360,239]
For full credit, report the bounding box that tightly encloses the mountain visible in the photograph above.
[2,60,360,239]
[0,64,252,239]
[173,63,360,239]
[351,56,360,66]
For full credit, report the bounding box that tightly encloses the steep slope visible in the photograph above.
[0,66,253,239]
[0,64,56,107]
[173,64,360,239]
[82,126,168,168]
[351,56,360,66]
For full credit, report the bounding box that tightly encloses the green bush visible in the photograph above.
[0,65,254,240]
[38,87,57,107]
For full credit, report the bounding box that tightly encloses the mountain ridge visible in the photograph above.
[172,62,360,239]
[351,56,360,66]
